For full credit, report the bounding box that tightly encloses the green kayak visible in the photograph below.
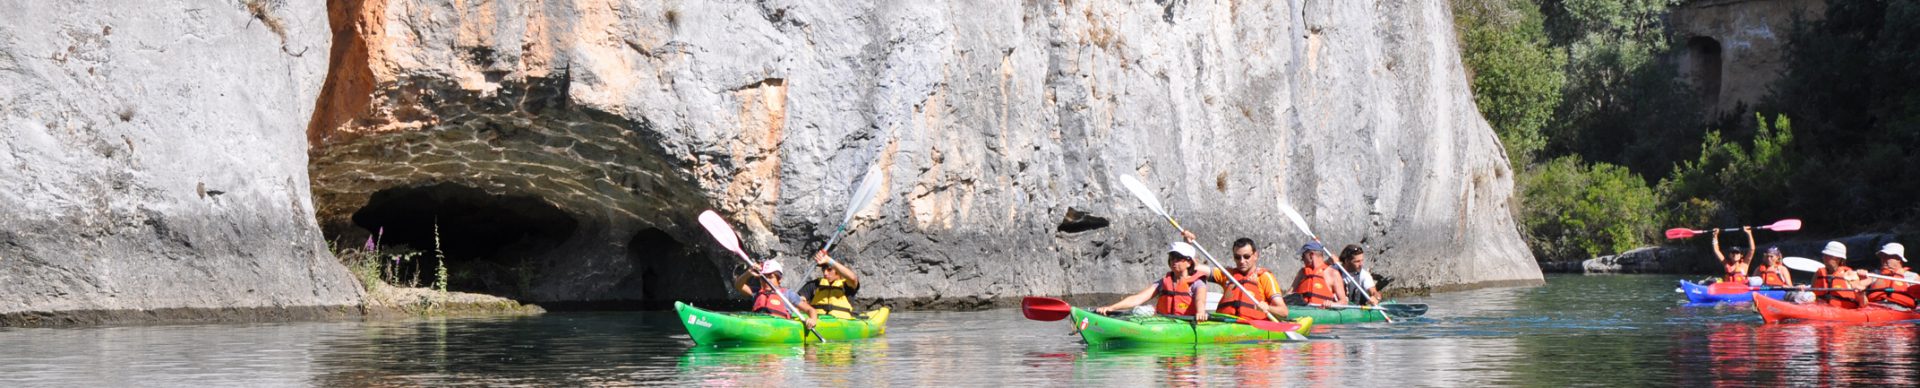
[1284,304,1389,324]
[674,301,890,345]
[1067,308,1313,346]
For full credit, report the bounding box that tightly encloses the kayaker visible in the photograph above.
[1865,243,1917,309]
[1183,231,1290,321]
[733,258,818,327]
[801,251,861,320]
[1811,242,1869,309]
[1754,247,1793,287]
[1338,244,1382,304]
[1711,228,1755,284]
[1091,241,1210,322]
[1289,241,1348,307]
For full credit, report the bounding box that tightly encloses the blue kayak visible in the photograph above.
[1678,280,1785,304]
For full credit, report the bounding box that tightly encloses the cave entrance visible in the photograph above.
[351,183,577,300]
[1685,36,1723,110]
[628,227,729,307]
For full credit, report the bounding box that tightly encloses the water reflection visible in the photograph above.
[1677,322,1920,386]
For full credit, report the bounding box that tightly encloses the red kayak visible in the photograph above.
[1753,293,1920,323]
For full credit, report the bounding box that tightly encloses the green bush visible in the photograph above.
[1457,0,1566,167]
[1658,114,1798,226]
[1520,156,1661,261]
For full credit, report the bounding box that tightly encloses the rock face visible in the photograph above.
[0,1,362,323]
[307,0,1542,307]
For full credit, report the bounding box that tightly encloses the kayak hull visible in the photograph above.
[674,301,889,344]
[1068,308,1312,346]
[1679,280,1785,304]
[1286,305,1389,324]
[1753,293,1920,323]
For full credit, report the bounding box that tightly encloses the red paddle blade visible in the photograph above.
[1664,228,1698,240]
[1763,219,1802,232]
[1247,319,1301,333]
[1021,296,1072,321]
[1707,281,1751,295]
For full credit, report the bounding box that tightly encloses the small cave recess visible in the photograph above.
[350,183,577,300]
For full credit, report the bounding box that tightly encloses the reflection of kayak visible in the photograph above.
[1754,293,1920,323]
[1679,280,1785,304]
[677,343,804,369]
[1068,308,1311,346]
[674,301,890,344]
[1285,304,1389,324]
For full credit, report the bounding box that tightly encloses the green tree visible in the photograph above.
[1457,0,1567,167]
[1520,156,1661,261]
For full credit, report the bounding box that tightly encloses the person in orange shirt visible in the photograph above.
[1865,243,1917,309]
[1711,227,1755,284]
[1290,241,1348,307]
[1811,242,1870,308]
[1182,231,1289,321]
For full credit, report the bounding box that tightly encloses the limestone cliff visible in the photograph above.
[308,0,1542,307]
[0,1,361,323]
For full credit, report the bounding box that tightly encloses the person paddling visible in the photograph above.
[801,251,862,320]
[1864,243,1918,309]
[734,258,819,327]
[1811,242,1870,308]
[1183,231,1289,321]
[1338,244,1382,304]
[1289,242,1348,307]
[1711,228,1755,284]
[1092,241,1210,322]
[1754,247,1793,287]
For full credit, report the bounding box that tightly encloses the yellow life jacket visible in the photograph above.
[807,278,857,319]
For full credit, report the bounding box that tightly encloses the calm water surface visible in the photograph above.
[4,274,1918,386]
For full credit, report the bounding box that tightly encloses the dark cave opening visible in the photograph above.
[351,183,577,300]
[628,227,729,307]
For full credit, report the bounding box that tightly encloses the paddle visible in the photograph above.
[820,165,886,254]
[1164,314,1303,333]
[1323,303,1429,318]
[697,210,827,343]
[1663,219,1802,240]
[1861,272,1920,285]
[1277,200,1391,323]
[1022,296,1072,321]
[1117,174,1303,339]
[1781,256,1824,273]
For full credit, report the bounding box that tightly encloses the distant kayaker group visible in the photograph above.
[1685,224,1920,323]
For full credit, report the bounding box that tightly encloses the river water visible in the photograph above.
[3,274,1917,386]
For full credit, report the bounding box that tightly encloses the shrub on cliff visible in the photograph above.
[1457,0,1566,167]
[1520,156,1661,261]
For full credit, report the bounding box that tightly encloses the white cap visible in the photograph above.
[1167,242,1197,259]
[1881,243,1906,262]
[1821,241,1848,259]
[759,259,784,275]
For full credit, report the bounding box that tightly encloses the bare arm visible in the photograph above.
[734,272,756,296]
[1743,227,1756,264]
[1711,230,1726,262]
[1096,285,1158,313]
[1193,284,1210,321]
[815,251,859,287]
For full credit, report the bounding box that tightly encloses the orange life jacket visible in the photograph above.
[1813,266,1862,309]
[1866,269,1917,309]
[1723,262,1747,284]
[1153,271,1202,316]
[750,285,794,318]
[1292,263,1339,306]
[1754,264,1790,287]
[1214,268,1273,320]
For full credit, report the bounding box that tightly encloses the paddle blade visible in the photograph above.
[1664,228,1698,240]
[1276,199,1316,239]
[1021,297,1072,321]
[1763,219,1802,232]
[697,210,749,260]
[1706,282,1752,295]
[842,165,887,225]
[1117,174,1168,217]
[1781,256,1824,273]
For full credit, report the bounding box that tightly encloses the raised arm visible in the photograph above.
[1711,229,1726,262]
[815,251,859,287]
[1743,227,1756,264]
[734,272,757,297]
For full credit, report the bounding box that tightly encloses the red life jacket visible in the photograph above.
[1866,269,1917,309]
[1755,264,1790,287]
[1723,262,1747,284]
[1153,271,1202,316]
[750,285,794,319]
[1813,266,1861,309]
[1292,264,1338,306]
[1214,268,1273,320]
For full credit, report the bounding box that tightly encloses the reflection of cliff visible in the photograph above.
[307,0,1541,307]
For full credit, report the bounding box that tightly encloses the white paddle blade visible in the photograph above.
[1861,272,1920,285]
[1118,174,1168,216]
[1276,199,1316,238]
[697,210,748,257]
[1781,256,1824,273]
[843,165,886,225]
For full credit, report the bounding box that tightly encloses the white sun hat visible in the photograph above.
[1821,241,1848,258]
[1880,243,1906,262]
[759,258,784,275]
[1168,241,1197,259]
